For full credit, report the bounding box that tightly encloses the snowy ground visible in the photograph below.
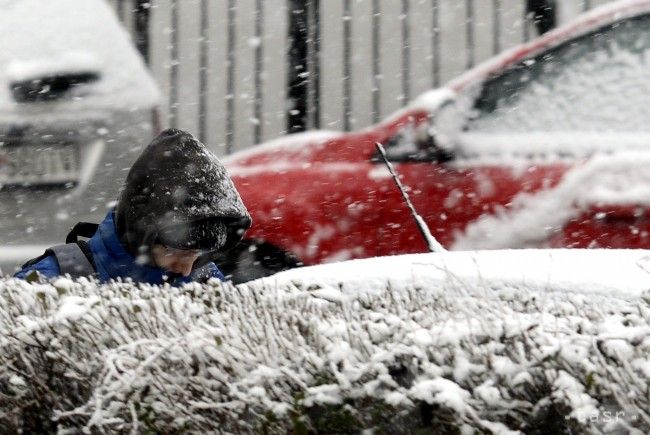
[1,248,649,433]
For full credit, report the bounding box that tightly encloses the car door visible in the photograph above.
[375,118,567,255]
[377,12,650,253]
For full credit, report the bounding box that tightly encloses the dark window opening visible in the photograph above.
[11,72,100,103]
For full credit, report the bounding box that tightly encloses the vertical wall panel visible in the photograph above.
[176,0,201,135]
[378,0,403,118]
[320,1,344,130]
[252,0,264,144]
[401,0,411,104]
[438,1,466,84]
[342,0,352,130]
[205,0,229,153]
[431,0,441,88]
[350,0,374,129]
[232,0,257,153]
[474,0,496,66]
[115,0,125,21]
[559,0,592,24]
[410,0,434,99]
[149,0,172,128]
[499,0,526,49]
[122,0,136,36]
[261,0,288,142]
[465,0,475,68]
[197,0,209,143]
[371,0,382,122]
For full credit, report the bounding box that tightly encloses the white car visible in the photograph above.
[0,0,159,274]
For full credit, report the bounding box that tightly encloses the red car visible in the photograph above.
[219,0,650,282]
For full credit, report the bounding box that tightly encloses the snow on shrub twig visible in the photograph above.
[0,274,648,433]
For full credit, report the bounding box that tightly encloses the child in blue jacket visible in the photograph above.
[15,128,251,285]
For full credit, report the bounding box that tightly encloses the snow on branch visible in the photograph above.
[0,274,648,433]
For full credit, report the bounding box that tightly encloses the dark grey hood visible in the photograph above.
[116,128,251,257]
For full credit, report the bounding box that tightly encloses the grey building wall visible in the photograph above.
[109,0,614,155]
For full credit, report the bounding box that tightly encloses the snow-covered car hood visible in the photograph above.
[256,249,650,301]
[0,0,159,121]
[223,130,343,173]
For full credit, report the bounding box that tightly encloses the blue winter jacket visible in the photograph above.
[14,211,225,285]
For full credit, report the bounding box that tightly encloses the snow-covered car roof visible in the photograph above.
[449,0,650,93]
[0,0,159,120]
[403,0,650,116]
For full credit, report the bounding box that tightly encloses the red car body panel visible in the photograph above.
[227,110,573,265]
[226,0,650,266]
[549,205,650,249]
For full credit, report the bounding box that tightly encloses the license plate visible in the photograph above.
[0,143,79,186]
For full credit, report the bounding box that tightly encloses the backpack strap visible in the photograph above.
[21,251,52,269]
[20,222,99,278]
[48,242,97,278]
[66,222,100,243]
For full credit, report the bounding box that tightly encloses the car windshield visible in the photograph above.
[467,14,650,135]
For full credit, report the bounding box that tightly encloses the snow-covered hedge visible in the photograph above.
[0,272,649,434]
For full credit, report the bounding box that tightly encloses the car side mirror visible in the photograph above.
[373,120,455,164]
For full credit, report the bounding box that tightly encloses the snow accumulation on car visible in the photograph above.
[257,249,650,301]
[220,0,650,282]
[0,0,159,274]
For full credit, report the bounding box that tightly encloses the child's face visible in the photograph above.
[151,244,202,276]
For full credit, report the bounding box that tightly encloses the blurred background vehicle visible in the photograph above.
[219,1,650,282]
[0,0,159,274]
